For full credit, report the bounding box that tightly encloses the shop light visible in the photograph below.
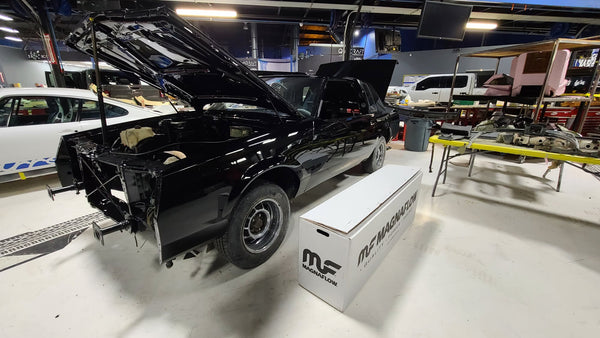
[354,29,360,37]
[466,22,498,30]
[0,27,19,33]
[175,8,237,18]
[0,14,13,21]
[5,36,22,42]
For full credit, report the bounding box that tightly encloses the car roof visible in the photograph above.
[0,87,158,110]
[0,87,99,99]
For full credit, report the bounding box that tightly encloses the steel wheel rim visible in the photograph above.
[242,198,283,253]
[374,139,385,167]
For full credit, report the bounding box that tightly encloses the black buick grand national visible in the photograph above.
[51,8,400,269]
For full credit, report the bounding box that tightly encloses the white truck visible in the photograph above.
[406,73,487,104]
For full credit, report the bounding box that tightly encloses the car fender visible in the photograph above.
[225,158,303,215]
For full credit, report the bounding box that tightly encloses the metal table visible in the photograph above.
[428,135,600,196]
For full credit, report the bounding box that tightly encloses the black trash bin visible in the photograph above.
[404,118,433,151]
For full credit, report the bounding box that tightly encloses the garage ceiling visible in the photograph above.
[1,0,600,51]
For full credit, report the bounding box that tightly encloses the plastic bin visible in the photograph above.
[404,118,432,152]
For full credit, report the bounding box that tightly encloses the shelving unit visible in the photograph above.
[447,38,600,134]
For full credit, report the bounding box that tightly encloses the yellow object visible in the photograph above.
[88,83,109,97]
[429,135,600,165]
[18,172,26,180]
[120,127,155,149]
[134,96,169,107]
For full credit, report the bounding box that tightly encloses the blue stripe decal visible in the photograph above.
[1,157,56,172]
[33,160,50,167]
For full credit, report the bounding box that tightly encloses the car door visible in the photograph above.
[303,79,377,189]
[438,75,469,103]
[0,95,80,176]
[411,76,442,102]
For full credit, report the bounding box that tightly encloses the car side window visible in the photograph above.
[80,100,129,120]
[319,81,364,120]
[5,96,78,126]
[0,97,15,127]
[416,77,440,90]
[441,76,468,88]
[454,75,468,88]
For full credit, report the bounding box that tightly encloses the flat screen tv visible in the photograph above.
[417,1,472,41]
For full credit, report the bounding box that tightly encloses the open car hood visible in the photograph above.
[316,60,397,100]
[66,7,296,115]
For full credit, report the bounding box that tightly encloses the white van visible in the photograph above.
[406,73,485,104]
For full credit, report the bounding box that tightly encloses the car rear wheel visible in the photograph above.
[216,181,290,269]
[363,136,386,173]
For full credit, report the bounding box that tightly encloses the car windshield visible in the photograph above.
[264,76,324,117]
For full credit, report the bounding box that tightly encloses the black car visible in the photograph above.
[52,8,400,269]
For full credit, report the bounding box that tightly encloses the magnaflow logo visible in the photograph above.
[357,191,418,267]
[302,249,342,287]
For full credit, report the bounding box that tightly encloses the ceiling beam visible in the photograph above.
[164,0,600,25]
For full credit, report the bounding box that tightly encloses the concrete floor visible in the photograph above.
[1,142,599,337]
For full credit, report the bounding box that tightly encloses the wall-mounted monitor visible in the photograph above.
[417,1,472,41]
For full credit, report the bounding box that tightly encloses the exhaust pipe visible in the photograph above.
[46,182,83,201]
[92,219,131,245]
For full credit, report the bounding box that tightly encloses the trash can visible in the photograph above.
[404,118,432,152]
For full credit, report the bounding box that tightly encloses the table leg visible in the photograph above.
[556,162,565,192]
[432,145,448,197]
[429,142,435,173]
[442,146,451,184]
[468,151,476,177]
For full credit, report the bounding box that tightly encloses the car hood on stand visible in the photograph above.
[66,7,297,116]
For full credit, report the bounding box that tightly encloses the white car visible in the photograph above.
[0,87,174,182]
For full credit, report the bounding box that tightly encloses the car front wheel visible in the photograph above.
[216,181,290,269]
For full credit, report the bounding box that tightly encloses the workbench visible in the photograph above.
[428,134,600,196]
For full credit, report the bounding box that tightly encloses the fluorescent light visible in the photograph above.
[466,22,498,30]
[0,14,13,21]
[175,8,237,18]
[5,36,22,42]
[0,27,18,33]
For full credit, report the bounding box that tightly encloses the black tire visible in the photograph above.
[363,136,387,173]
[216,182,290,269]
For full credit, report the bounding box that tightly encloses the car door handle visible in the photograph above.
[432,92,439,94]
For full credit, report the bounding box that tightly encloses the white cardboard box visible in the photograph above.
[298,165,422,311]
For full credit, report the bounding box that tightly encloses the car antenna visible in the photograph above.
[90,17,108,146]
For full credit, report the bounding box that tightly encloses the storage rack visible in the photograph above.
[446,38,600,133]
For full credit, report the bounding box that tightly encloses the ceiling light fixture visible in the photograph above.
[0,27,19,33]
[466,22,498,30]
[5,36,22,42]
[175,8,237,18]
[0,14,13,21]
